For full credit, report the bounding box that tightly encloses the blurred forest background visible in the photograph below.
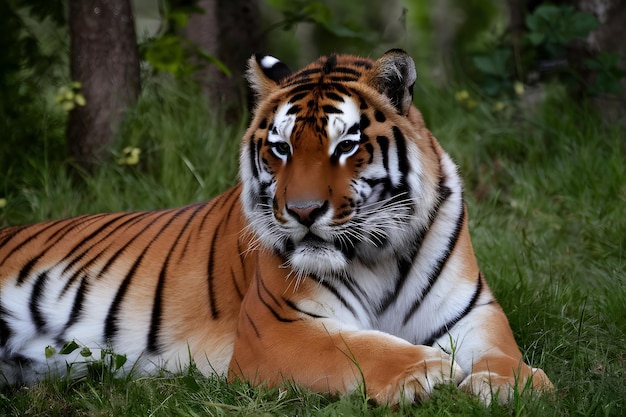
[1,0,625,190]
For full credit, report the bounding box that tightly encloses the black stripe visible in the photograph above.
[16,215,108,285]
[324,92,345,102]
[329,76,360,83]
[44,214,109,245]
[246,312,261,338]
[329,66,362,77]
[60,212,137,276]
[104,208,186,343]
[351,59,373,69]
[376,136,389,170]
[17,255,45,285]
[322,105,342,114]
[292,68,321,79]
[285,82,317,96]
[0,220,62,268]
[288,92,308,103]
[311,276,359,319]
[282,297,325,319]
[286,105,301,115]
[63,274,90,330]
[207,227,221,320]
[104,250,146,342]
[256,274,296,323]
[377,234,422,314]
[249,137,260,179]
[29,271,48,331]
[231,269,244,301]
[322,54,337,74]
[332,84,351,96]
[179,202,211,260]
[377,180,452,313]
[60,212,153,297]
[347,123,359,135]
[359,114,370,131]
[424,273,483,346]
[0,225,28,249]
[402,200,466,325]
[147,204,205,353]
[392,126,410,179]
[97,209,175,279]
[0,305,13,347]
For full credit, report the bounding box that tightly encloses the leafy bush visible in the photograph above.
[470,4,624,97]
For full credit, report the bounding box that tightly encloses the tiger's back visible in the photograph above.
[0,185,250,383]
[0,49,551,404]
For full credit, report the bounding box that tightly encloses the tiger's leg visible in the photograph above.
[437,301,552,404]
[229,258,464,405]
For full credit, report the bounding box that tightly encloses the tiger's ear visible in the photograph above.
[370,49,417,115]
[247,54,292,99]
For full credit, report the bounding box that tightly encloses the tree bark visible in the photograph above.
[574,0,626,120]
[67,0,141,172]
[184,0,261,118]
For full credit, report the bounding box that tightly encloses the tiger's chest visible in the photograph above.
[292,255,478,346]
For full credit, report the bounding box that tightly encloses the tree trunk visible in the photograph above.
[574,0,626,121]
[185,0,261,118]
[67,0,141,172]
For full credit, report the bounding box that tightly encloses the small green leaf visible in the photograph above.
[60,340,80,355]
[114,354,127,370]
[80,347,92,358]
[182,375,201,391]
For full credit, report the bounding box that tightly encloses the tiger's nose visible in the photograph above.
[286,201,328,227]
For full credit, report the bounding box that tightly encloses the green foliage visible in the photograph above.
[471,48,514,96]
[262,0,386,62]
[524,4,599,49]
[266,0,377,43]
[468,3,623,98]
[141,2,230,77]
[0,1,68,199]
[585,51,626,95]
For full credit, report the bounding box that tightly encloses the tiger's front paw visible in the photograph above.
[459,366,553,405]
[369,346,464,405]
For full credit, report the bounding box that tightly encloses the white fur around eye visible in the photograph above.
[327,98,361,164]
[267,103,296,161]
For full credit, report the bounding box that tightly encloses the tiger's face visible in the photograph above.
[240,51,440,279]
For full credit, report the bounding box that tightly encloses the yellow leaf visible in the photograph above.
[74,94,86,106]
[61,101,75,111]
[455,90,470,102]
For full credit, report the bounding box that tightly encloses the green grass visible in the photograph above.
[1,79,625,416]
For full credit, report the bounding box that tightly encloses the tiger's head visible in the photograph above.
[240,50,444,279]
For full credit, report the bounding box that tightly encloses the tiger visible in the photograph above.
[0,49,552,405]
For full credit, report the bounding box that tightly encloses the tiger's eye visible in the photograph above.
[273,142,290,156]
[336,140,358,155]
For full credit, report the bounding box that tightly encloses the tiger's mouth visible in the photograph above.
[286,232,328,252]
[283,232,356,277]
